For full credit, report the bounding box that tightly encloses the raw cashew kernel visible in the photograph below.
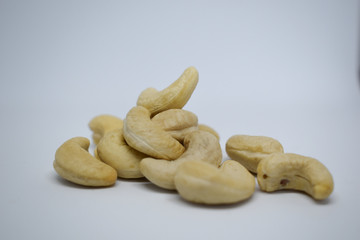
[151,109,198,142]
[123,106,185,160]
[97,129,148,178]
[198,124,220,140]
[226,135,284,173]
[136,66,199,116]
[257,153,334,200]
[140,130,222,190]
[89,114,123,144]
[174,160,255,205]
[53,137,117,186]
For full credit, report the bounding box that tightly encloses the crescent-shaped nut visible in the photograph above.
[97,129,147,178]
[53,137,117,187]
[140,130,222,190]
[174,160,256,205]
[136,66,199,116]
[198,124,220,140]
[88,114,123,144]
[123,106,185,160]
[226,135,284,173]
[257,153,334,200]
[151,109,198,142]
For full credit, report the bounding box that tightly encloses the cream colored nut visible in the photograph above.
[257,153,334,200]
[123,106,185,160]
[198,124,220,140]
[88,114,123,144]
[53,137,117,187]
[140,130,222,190]
[174,160,255,205]
[226,135,284,173]
[136,66,199,116]
[97,129,147,178]
[151,109,198,142]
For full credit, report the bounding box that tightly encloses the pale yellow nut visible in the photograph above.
[174,160,255,205]
[257,153,334,200]
[151,109,198,142]
[53,137,117,187]
[123,106,185,160]
[226,135,284,173]
[140,130,222,190]
[97,129,147,178]
[198,124,220,140]
[136,66,199,116]
[88,114,123,144]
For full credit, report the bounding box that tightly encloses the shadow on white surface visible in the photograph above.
[259,188,336,206]
[171,193,256,210]
[139,181,178,194]
[52,173,115,190]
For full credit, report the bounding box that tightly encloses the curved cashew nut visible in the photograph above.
[53,137,117,186]
[88,114,123,144]
[226,135,284,173]
[174,160,255,205]
[140,130,222,190]
[151,109,198,142]
[198,124,220,140]
[97,129,148,178]
[123,106,185,160]
[136,66,199,116]
[257,153,334,200]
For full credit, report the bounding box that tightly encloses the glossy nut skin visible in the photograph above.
[226,135,284,173]
[140,130,222,190]
[174,160,255,205]
[136,66,199,116]
[257,153,334,200]
[53,137,117,187]
[123,106,185,160]
[97,129,147,178]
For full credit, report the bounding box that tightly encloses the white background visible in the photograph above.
[1,0,359,239]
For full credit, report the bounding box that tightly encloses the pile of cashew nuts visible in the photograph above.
[53,67,334,205]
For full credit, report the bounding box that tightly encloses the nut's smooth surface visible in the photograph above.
[123,106,185,160]
[257,153,334,200]
[54,137,117,186]
[198,124,220,140]
[151,109,198,142]
[174,160,255,205]
[136,66,199,116]
[226,135,284,173]
[89,114,123,144]
[97,129,147,178]
[140,130,222,190]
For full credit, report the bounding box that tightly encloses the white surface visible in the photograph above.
[1,1,360,239]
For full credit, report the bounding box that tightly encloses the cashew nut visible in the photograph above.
[257,153,334,200]
[136,66,199,116]
[174,160,255,205]
[97,129,148,178]
[88,114,123,144]
[140,130,222,190]
[198,124,220,140]
[151,109,198,142]
[53,137,117,186]
[123,106,185,160]
[226,135,284,173]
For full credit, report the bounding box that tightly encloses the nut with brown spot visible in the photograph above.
[257,153,334,200]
